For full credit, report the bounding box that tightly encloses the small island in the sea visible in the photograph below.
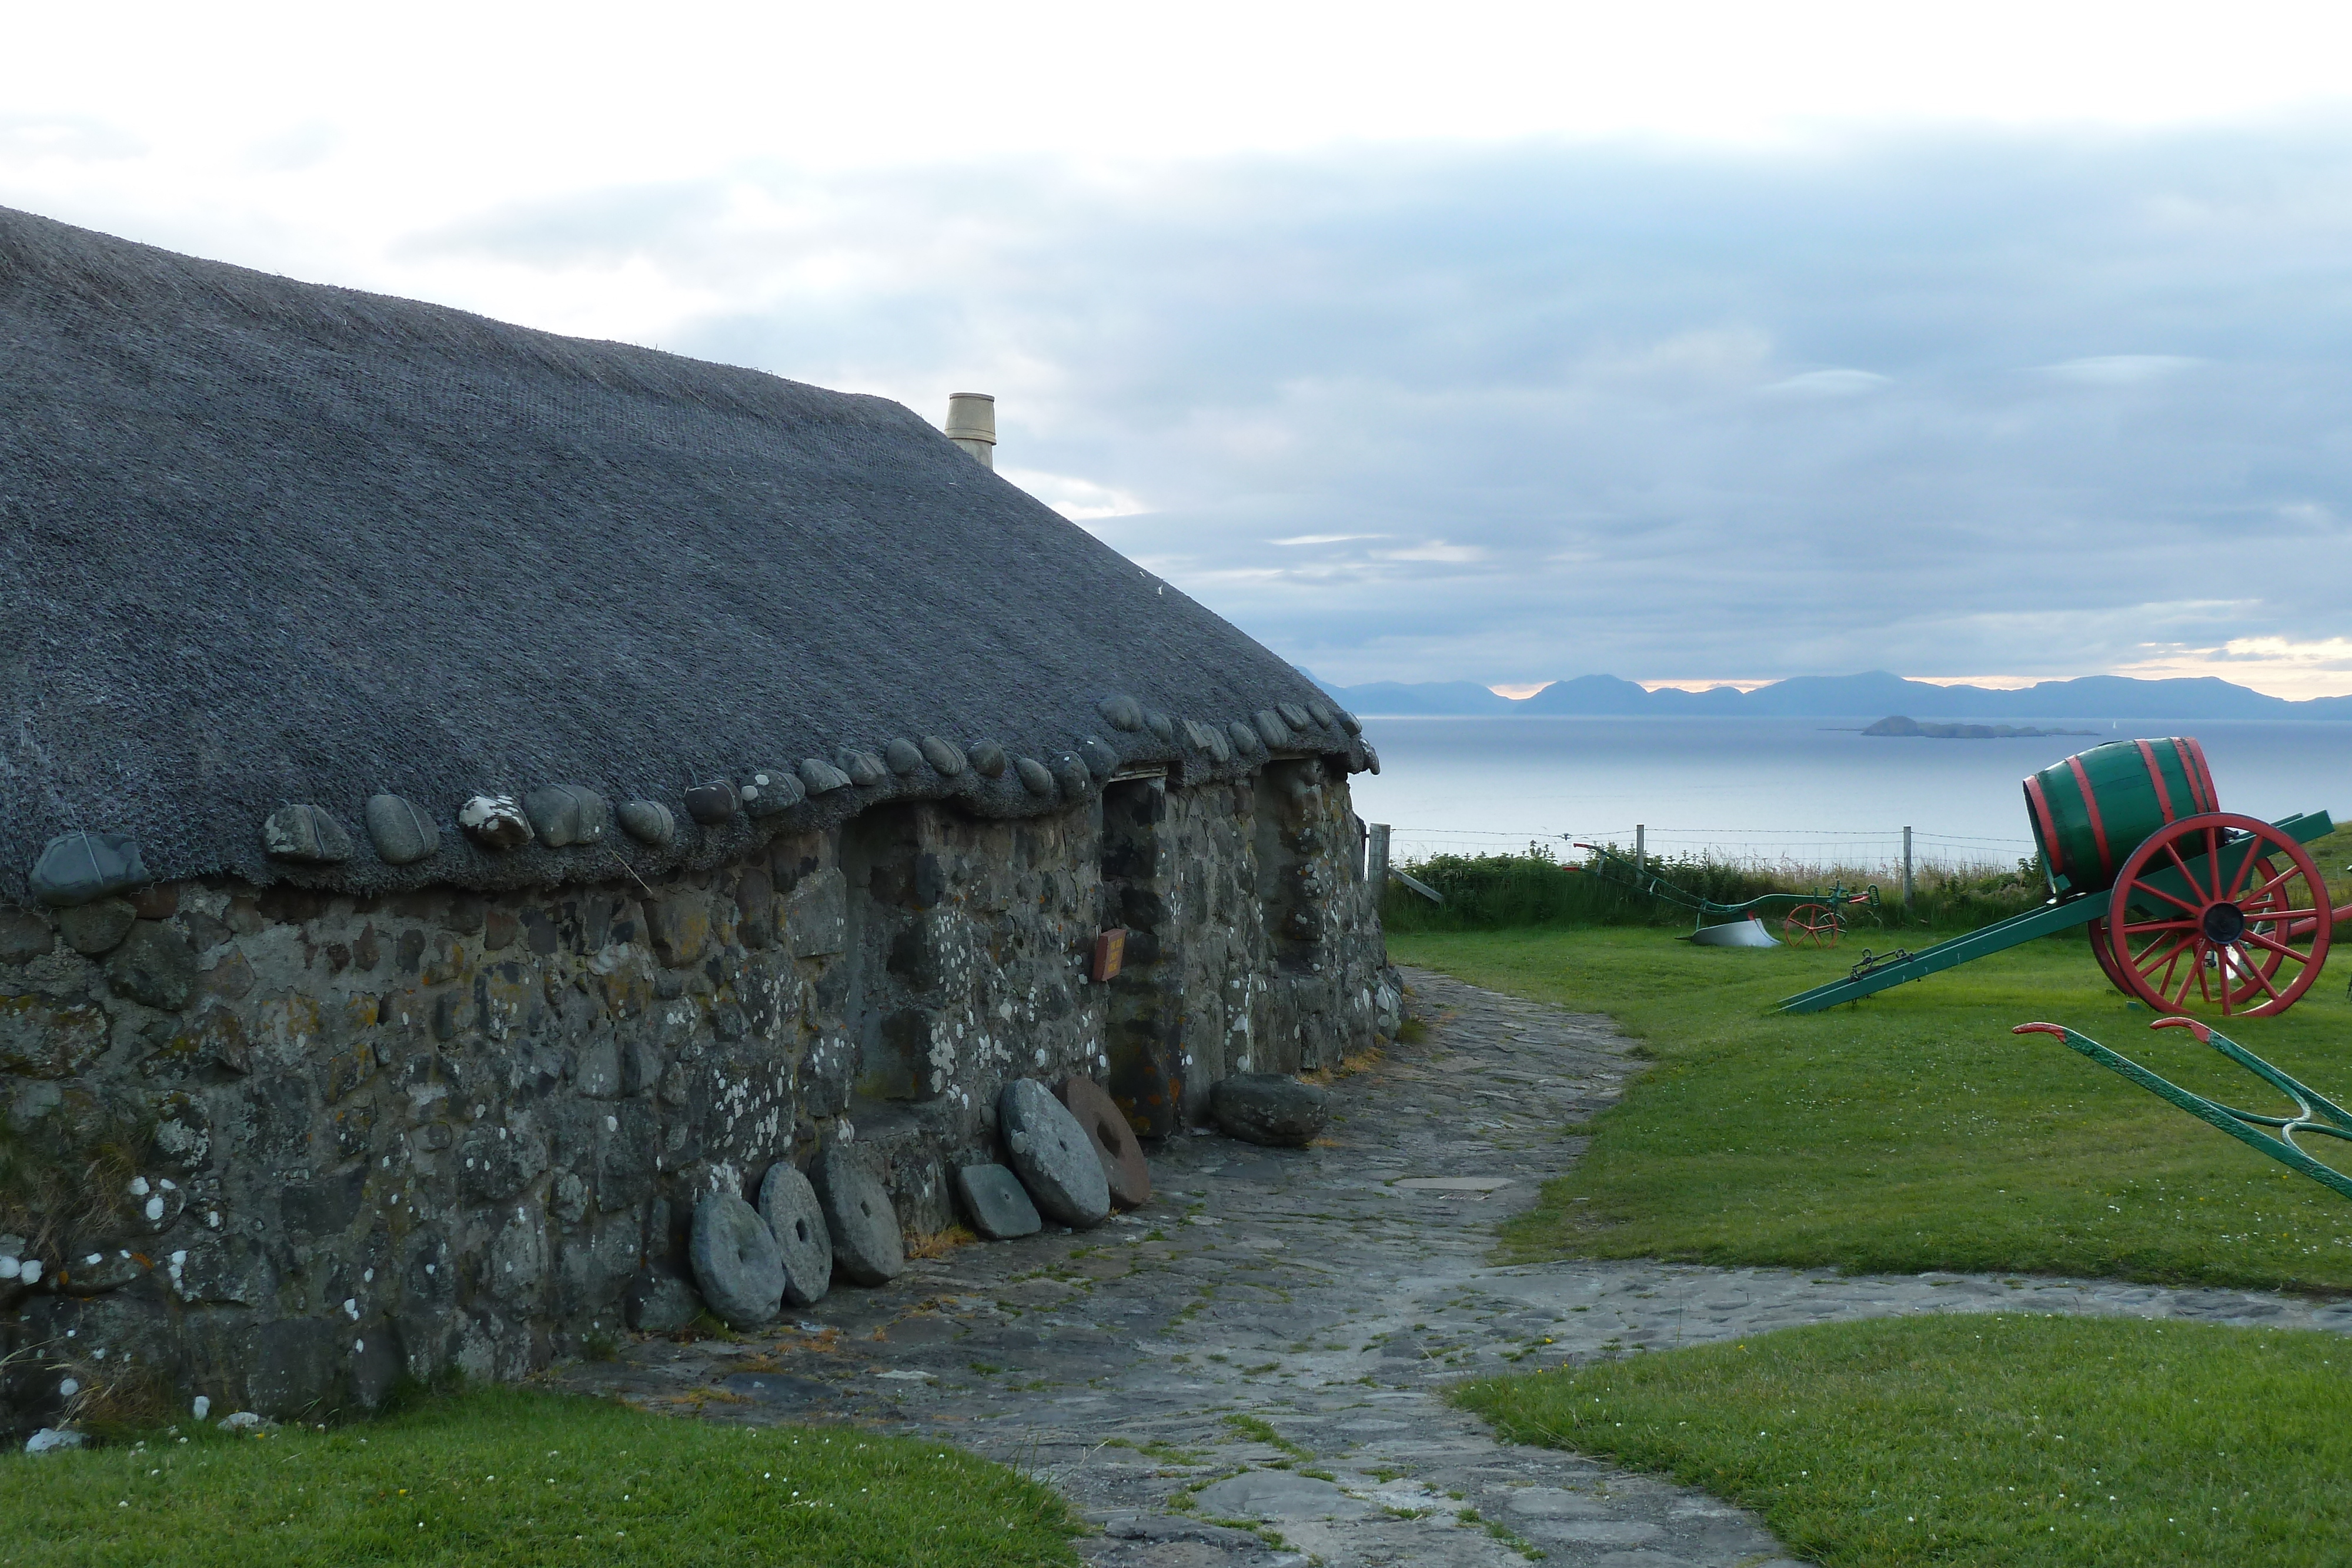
[1863,715,2101,740]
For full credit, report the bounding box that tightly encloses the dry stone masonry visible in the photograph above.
[0,205,1402,1436]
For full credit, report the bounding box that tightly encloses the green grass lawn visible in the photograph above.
[0,1389,1080,1567]
[1456,1313,2352,1568]
[1391,920,2352,1291]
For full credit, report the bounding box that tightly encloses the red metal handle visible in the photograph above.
[2150,1017,2214,1042]
[2010,1022,2069,1038]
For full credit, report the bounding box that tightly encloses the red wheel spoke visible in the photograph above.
[2161,840,2204,900]
[2121,918,2196,935]
[2133,932,2192,978]
[2225,841,2264,903]
[2243,930,2312,966]
[2127,874,2201,917]
[2167,945,2203,1009]
[2244,952,2287,1002]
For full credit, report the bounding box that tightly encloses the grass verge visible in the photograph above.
[1455,1313,2352,1567]
[1391,917,2352,1291]
[0,1387,1080,1567]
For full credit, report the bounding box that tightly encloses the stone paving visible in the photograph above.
[556,966,2352,1567]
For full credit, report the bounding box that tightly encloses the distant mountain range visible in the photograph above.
[1315,671,2352,721]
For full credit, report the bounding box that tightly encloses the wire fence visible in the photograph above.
[1385,824,2038,878]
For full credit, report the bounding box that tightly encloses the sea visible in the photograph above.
[1347,716,2352,875]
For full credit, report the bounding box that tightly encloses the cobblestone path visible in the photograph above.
[557,967,2352,1567]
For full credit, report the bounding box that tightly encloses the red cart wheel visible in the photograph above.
[1783,904,1841,947]
[2104,814,2331,1018]
[2085,915,2131,996]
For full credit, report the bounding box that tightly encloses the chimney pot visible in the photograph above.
[944,392,996,470]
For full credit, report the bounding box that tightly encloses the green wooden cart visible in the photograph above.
[1780,736,2344,1018]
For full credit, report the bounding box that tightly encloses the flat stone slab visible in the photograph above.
[1392,1176,1513,1192]
[955,1162,1042,1239]
[1191,1471,1374,1523]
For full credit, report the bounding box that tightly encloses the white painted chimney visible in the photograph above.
[944,392,996,470]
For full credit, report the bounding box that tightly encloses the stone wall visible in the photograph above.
[0,759,1395,1430]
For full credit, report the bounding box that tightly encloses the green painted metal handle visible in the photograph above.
[2014,1018,2352,1201]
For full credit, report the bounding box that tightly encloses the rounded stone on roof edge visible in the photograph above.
[1277,701,1312,731]
[260,804,352,864]
[29,831,148,908]
[838,750,888,788]
[798,758,853,795]
[918,735,967,777]
[1337,708,1362,735]
[524,784,609,848]
[968,741,1007,779]
[1307,698,1336,727]
[1227,720,1262,758]
[363,794,440,866]
[1077,737,1118,778]
[740,767,806,818]
[459,795,533,851]
[684,779,740,825]
[1015,757,1055,795]
[1098,695,1144,733]
[884,738,923,775]
[617,800,676,847]
[1254,709,1292,748]
[1144,710,1175,743]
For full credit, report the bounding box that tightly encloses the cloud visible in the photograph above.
[1761,369,1890,397]
[292,120,2352,694]
[2035,355,2200,386]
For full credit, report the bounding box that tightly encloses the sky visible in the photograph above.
[9,2,2352,697]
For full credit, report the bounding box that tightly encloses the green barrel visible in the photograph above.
[2023,737,2219,897]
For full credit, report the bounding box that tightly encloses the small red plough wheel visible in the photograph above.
[2105,813,2332,1018]
[1782,903,1841,948]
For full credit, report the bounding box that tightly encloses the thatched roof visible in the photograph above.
[0,206,1365,901]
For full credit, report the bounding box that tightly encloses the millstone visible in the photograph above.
[363,794,440,865]
[260,804,351,864]
[688,1191,786,1328]
[998,1078,1110,1228]
[811,1146,903,1285]
[1057,1075,1152,1209]
[1211,1073,1331,1147]
[953,1162,1041,1240]
[757,1161,834,1306]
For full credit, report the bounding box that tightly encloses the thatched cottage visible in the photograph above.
[0,208,1395,1426]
